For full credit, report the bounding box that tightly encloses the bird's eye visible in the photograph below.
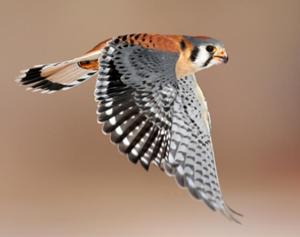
[206,45,216,53]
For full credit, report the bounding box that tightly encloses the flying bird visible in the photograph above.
[16,33,241,222]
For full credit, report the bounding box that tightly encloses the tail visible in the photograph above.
[16,50,101,94]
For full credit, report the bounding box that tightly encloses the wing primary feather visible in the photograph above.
[102,106,140,133]
[139,127,160,170]
[110,113,146,143]
[98,99,136,121]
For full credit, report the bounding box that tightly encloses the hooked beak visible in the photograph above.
[213,48,229,64]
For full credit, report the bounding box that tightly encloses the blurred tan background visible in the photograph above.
[1,0,300,236]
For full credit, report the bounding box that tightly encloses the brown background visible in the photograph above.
[1,0,300,236]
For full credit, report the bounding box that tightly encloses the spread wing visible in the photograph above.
[95,37,179,169]
[165,74,241,222]
[95,35,240,222]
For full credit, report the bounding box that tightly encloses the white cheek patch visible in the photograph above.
[194,46,210,69]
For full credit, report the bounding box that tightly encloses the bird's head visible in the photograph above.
[184,35,228,72]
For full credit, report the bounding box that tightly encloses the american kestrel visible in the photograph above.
[16,34,241,222]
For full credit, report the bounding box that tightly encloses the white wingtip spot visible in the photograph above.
[123,138,130,146]
[109,116,117,125]
[140,157,149,165]
[105,108,113,116]
[105,101,113,107]
[115,126,123,135]
[131,148,138,157]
